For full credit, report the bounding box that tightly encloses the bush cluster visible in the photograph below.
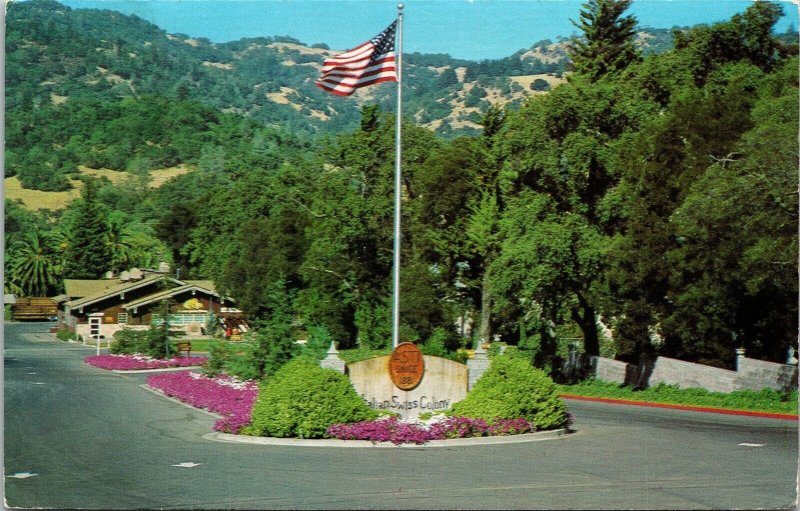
[203,341,260,381]
[110,329,150,355]
[450,354,568,430]
[244,357,379,438]
[110,327,183,359]
[56,328,74,342]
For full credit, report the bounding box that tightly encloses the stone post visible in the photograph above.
[467,340,491,391]
[320,341,346,374]
[735,347,746,372]
[787,346,798,366]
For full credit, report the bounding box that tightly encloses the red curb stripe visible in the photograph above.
[559,394,799,421]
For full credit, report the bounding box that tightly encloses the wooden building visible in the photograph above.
[58,268,236,341]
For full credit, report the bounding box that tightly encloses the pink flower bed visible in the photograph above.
[85,354,208,371]
[327,416,536,445]
[146,370,258,434]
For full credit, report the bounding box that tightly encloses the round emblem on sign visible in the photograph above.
[389,342,424,390]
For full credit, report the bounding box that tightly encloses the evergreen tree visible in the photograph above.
[568,0,640,81]
[63,179,113,279]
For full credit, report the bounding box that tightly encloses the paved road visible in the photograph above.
[4,322,798,509]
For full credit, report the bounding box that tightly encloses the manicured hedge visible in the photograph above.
[244,358,379,438]
[450,354,568,430]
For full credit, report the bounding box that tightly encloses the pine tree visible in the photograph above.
[63,179,113,279]
[568,0,640,81]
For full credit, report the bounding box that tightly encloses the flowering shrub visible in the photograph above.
[146,370,258,434]
[327,416,536,445]
[85,354,208,370]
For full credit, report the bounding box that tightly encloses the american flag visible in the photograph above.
[316,21,398,96]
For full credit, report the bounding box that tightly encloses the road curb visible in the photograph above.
[204,428,569,448]
[560,394,798,421]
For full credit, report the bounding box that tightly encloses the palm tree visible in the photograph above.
[48,222,72,273]
[104,213,171,273]
[104,212,140,273]
[8,231,59,296]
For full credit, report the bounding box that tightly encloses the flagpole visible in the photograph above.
[392,3,404,349]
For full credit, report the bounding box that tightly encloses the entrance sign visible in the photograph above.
[348,354,467,419]
[389,342,424,390]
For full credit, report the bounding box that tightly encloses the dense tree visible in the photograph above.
[62,179,114,279]
[663,57,798,365]
[568,0,640,81]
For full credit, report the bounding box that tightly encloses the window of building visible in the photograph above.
[151,312,208,326]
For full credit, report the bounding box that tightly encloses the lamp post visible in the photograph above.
[163,298,170,359]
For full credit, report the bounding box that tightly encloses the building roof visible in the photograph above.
[122,283,221,311]
[65,274,174,309]
[63,279,123,299]
[183,280,216,293]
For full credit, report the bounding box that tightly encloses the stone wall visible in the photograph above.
[588,352,797,393]
[648,356,737,393]
[592,357,628,384]
[735,356,798,392]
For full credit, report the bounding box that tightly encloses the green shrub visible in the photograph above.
[110,329,149,355]
[420,330,468,364]
[56,328,75,342]
[303,324,334,360]
[204,341,260,381]
[449,354,568,430]
[112,327,173,358]
[244,358,379,438]
[203,341,229,376]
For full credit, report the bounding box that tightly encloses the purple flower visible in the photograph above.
[145,371,258,434]
[326,415,536,445]
[85,354,208,371]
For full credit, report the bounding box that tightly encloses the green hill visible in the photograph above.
[6,0,684,139]
[7,0,796,194]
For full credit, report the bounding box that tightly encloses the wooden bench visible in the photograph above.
[175,341,192,357]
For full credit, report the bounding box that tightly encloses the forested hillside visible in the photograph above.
[6,0,707,194]
[6,0,797,373]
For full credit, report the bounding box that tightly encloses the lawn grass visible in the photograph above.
[175,338,222,353]
[558,379,798,415]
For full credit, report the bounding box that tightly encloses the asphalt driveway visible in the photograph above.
[5,322,797,509]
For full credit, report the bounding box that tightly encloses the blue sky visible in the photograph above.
[57,0,799,60]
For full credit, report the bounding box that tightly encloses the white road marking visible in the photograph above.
[738,442,765,447]
[172,462,202,468]
[31,382,46,385]
[27,372,37,375]
[8,472,38,479]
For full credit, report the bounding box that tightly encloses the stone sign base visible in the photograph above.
[347,355,468,419]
